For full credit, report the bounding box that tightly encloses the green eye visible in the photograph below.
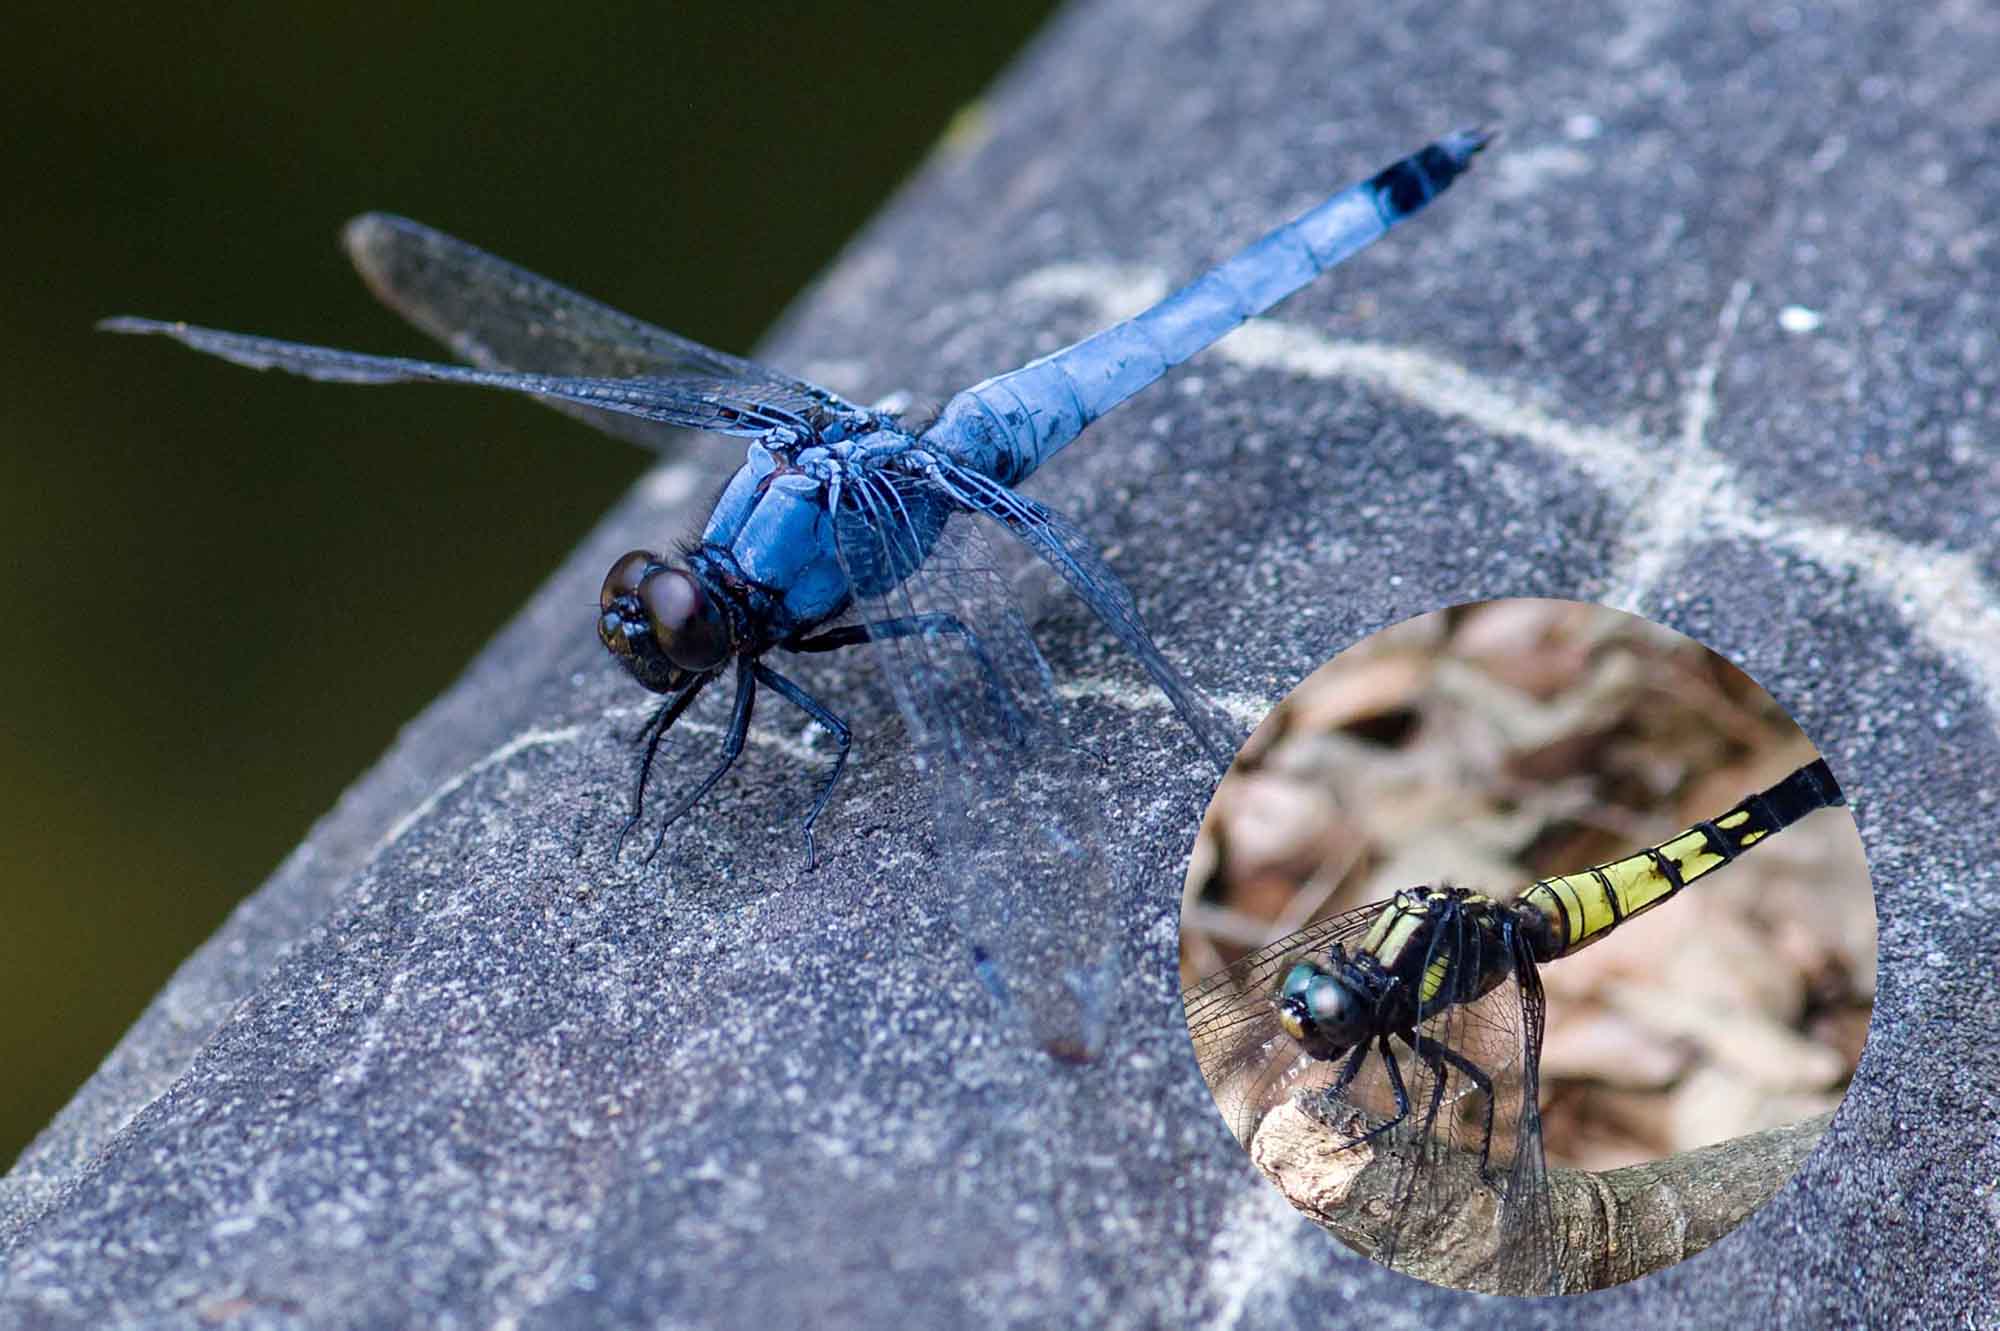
[1305,978,1349,1026]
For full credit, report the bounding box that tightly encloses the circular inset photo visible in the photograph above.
[1179,600,1873,1296]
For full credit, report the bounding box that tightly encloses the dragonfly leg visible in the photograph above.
[792,613,1027,742]
[1325,1037,1374,1100]
[751,662,852,870]
[642,657,757,865]
[1413,1033,1499,1179]
[615,679,709,860]
[622,706,668,748]
[1408,1033,1457,1162]
[1326,1032,1415,1150]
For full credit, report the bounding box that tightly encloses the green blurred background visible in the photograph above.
[2,1,1061,1166]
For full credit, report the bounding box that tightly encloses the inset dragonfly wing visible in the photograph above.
[1182,906,1561,1294]
[1183,906,1389,1140]
[1331,955,1557,1293]
[1355,968,1558,1294]
[344,213,869,451]
[99,318,828,444]
[1447,967,1559,1295]
[827,465,1130,1062]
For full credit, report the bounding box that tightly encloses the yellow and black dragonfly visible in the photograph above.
[1182,757,1846,1296]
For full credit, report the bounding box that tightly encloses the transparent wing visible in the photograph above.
[1181,906,1561,1294]
[918,461,1243,769]
[1349,966,1557,1296]
[343,213,870,450]
[827,463,1130,1062]
[1182,904,1393,1140]
[99,318,830,444]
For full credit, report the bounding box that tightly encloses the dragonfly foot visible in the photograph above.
[612,811,642,863]
[642,826,670,866]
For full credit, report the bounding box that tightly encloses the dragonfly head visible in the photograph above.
[597,550,732,691]
[1275,960,1370,1059]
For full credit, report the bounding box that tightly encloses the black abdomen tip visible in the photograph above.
[1439,125,1498,165]
[1371,125,1497,216]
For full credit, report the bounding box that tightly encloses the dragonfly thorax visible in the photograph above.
[597,549,734,693]
[804,429,920,471]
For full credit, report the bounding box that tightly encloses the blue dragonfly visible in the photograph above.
[106,129,1488,1052]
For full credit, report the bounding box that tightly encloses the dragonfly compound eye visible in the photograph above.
[599,549,658,611]
[639,568,731,672]
[1275,962,1364,1057]
[595,555,727,691]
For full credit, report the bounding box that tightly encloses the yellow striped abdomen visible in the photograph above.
[1511,755,1839,960]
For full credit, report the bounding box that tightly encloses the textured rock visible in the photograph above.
[5,0,1996,1326]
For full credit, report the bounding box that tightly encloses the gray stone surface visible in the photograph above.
[6,0,1997,1326]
